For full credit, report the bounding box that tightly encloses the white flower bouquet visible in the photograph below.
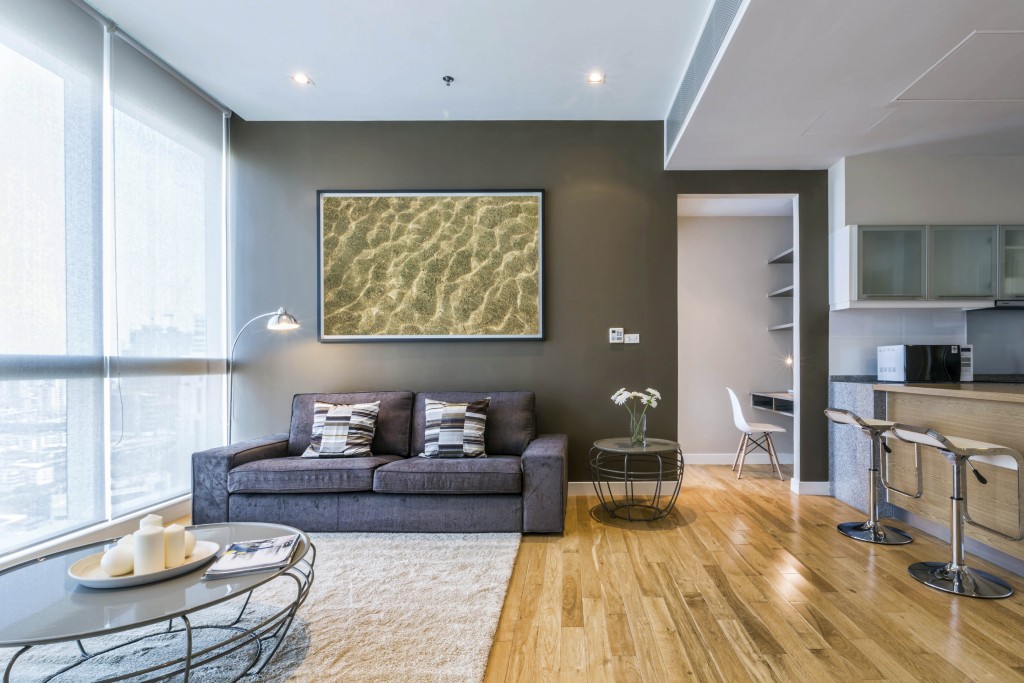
[611,388,661,446]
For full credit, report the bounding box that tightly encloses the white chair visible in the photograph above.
[890,423,1023,599]
[726,387,785,480]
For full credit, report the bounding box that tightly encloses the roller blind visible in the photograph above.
[0,0,227,556]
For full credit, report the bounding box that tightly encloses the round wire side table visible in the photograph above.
[590,438,684,521]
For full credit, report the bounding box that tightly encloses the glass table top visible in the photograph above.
[0,522,309,647]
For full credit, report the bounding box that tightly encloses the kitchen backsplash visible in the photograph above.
[828,308,966,375]
[967,308,1024,374]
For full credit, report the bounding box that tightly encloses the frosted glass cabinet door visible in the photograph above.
[929,226,996,298]
[1002,226,1024,299]
[858,227,925,298]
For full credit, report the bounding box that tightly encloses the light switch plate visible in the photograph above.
[624,333,640,344]
[609,327,624,343]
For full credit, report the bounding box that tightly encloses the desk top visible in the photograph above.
[872,383,1024,404]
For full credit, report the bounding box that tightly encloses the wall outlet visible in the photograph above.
[609,327,624,343]
[624,333,640,344]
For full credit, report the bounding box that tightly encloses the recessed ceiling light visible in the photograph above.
[291,73,314,85]
[586,71,605,85]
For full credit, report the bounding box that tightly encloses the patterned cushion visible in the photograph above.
[303,400,380,458]
[421,398,489,458]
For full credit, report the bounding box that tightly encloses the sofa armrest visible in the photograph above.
[191,434,289,524]
[521,434,568,533]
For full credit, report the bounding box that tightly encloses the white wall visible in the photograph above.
[678,216,794,461]
[843,154,1024,226]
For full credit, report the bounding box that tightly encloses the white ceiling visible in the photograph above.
[666,0,1024,170]
[85,0,713,121]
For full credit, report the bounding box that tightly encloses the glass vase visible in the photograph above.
[630,413,647,447]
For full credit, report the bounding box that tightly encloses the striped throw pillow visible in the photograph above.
[421,398,489,458]
[303,400,380,458]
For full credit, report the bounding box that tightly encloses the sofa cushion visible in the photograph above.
[228,455,402,494]
[412,392,535,457]
[288,392,414,458]
[373,456,523,494]
[305,400,380,457]
[422,398,489,458]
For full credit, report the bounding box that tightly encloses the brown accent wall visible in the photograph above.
[230,120,828,482]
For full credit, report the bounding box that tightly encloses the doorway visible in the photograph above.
[676,194,801,484]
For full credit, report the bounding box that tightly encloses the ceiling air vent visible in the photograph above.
[665,0,746,161]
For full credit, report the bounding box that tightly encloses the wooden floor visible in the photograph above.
[484,465,1024,683]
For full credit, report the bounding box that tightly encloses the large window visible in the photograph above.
[0,0,225,557]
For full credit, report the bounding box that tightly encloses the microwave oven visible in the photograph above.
[877,344,972,383]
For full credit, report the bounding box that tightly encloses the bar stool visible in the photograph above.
[890,423,1024,599]
[824,408,917,545]
[726,388,785,480]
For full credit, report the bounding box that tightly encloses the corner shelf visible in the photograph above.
[768,247,794,264]
[768,285,794,298]
[768,322,794,331]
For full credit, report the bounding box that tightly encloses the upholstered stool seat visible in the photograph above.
[890,424,1023,599]
[824,408,915,545]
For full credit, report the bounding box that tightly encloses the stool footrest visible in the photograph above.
[837,521,913,545]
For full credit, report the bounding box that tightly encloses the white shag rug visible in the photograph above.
[0,532,521,683]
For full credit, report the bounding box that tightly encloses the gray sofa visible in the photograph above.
[192,391,568,533]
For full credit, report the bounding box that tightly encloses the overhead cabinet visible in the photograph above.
[831,224,1015,310]
[1002,226,1024,299]
[858,226,924,298]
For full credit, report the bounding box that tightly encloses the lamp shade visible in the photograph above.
[267,307,300,331]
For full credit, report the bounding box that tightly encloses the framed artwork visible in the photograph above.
[317,190,544,341]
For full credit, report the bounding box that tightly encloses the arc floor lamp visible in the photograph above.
[228,307,300,442]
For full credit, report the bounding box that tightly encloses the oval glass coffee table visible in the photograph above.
[0,522,314,682]
[590,438,685,521]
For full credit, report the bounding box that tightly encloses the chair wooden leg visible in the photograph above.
[765,433,784,480]
[736,433,750,479]
[732,433,748,471]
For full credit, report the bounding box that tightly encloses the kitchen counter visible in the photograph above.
[872,383,1024,403]
[878,382,1024,564]
[828,377,1024,575]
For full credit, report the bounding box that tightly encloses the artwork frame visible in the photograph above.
[317,190,544,342]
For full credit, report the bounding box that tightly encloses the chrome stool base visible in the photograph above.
[837,521,913,545]
[908,561,1013,599]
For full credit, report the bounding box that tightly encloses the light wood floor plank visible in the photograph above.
[484,466,1024,682]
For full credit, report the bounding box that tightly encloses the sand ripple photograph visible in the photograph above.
[318,191,543,339]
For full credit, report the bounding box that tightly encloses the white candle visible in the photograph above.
[140,514,163,530]
[183,530,196,558]
[134,526,165,575]
[164,524,185,568]
[100,545,134,576]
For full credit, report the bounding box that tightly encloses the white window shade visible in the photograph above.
[108,35,225,517]
[0,0,104,555]
[0,3,227,558]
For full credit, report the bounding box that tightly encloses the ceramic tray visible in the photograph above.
[68,541,220,589]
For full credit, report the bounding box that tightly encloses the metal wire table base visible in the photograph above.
[590,440,684,521]
[4,544,316,683]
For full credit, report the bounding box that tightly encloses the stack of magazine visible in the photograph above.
[202,534,300,580]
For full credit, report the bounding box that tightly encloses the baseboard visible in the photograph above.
[0,496,192,572]
[683,451,794,465]
[791,480,831,496]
